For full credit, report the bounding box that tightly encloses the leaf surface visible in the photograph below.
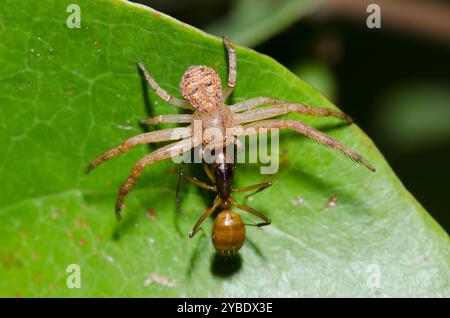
[0,0,448,297]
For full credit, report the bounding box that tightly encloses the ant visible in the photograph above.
[175,151,273,255]
[86,37,375,255]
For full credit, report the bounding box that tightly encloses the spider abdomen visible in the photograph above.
[212,210,246,255]
[180,65,222,112]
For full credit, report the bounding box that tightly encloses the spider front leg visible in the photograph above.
[231,98,352,125]
[137,61,194,110]
[230,97,281,113]
[222,37,236,100]
[236,119,375,172]
[115,138,197,220]
[86,127,191,172]
[141,114,192,126]
[234,103,353,124]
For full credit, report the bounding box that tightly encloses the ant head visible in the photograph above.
[180,66,222,113]
[212,210,245,256]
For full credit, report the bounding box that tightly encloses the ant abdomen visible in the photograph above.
[212,210,246,256]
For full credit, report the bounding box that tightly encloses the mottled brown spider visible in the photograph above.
[86,37,375,229]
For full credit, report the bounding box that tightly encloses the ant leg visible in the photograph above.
[175,163,187,218]
[222,37,236,100]
[115,138,197,220]
[86,127,191,172]
[180,165,216,191]
[141,114,192,126]
[237,119,375,172]
[233,179,273,200]
[203,163,216,183]
[137,61,194,110]
[189,196,222,238]
[234,103,352,124]
[230,198,271,227]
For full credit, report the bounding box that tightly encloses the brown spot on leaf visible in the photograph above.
[0,250,23,268]
[325,197,337,210]
[76,218,90,228]
[35,274,43,283]
[280,149,289,169]
[146,208,156,221]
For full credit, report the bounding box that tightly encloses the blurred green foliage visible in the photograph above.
[206,0,321,46]
[376,83,450,151]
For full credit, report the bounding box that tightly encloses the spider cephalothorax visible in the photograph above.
[86,37,375,247]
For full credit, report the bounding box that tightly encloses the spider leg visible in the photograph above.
[234,137,244,156]
[234,103,352,124]
[230,197,271,226]
[230,97,281,112]
[201,137,236,164]
[222,36,236,100]
[86,127,191,172]
[236,119,376,172]
[137,61,194,110]
[115,138,197,220]
[189,196,222,238]
[231,97,353,125]
[141,114,192,126]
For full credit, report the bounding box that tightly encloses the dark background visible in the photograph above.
[131,0,450,232]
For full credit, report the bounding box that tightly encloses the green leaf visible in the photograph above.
[295,61,337,102]
[206,0,322,47]
[0,0,448,297]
